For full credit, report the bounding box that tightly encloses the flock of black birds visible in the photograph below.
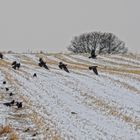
[37,49,98,75]
[1,56,22,107]
[3,99,22,108]
[0,50,99,137]
[0,50,98,75]
[2,80,22,109]
[1,50,98,84]
[0,49,98,109]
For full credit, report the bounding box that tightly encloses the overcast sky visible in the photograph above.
[0,0,139,53]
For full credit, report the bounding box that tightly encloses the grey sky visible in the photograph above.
[0,0,139,53]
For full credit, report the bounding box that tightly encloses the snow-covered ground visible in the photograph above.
[0,53,140,140]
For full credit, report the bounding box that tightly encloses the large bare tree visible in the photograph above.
[68,32,128,54]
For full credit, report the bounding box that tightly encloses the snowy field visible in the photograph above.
[0,53,140,140]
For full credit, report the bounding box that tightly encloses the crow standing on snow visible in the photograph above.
[3,81,6,84]
[89,49,96,59]
[38,58,49,70]
[5,87,9,91]
[58,62,69,73]
[9,92,13,96]
[89,66,98,75]
[12,61,21,70]
[33,73,37,77]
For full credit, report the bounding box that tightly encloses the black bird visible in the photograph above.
[3,100,15,107]
[5,87,9,91]
[89,66,98,75]
[0,53,3,59]
[33,73,37,77]
[71,112,77,115]
[12,61,21,70]
[38,58,49,70]
[58,62,69,73]
[89,49,96,59]
[3,81,6,84]
[9,92,13,96]
[16,102,22,108]
[32,132,38,137]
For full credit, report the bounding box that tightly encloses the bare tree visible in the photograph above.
[68,32,128,54]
